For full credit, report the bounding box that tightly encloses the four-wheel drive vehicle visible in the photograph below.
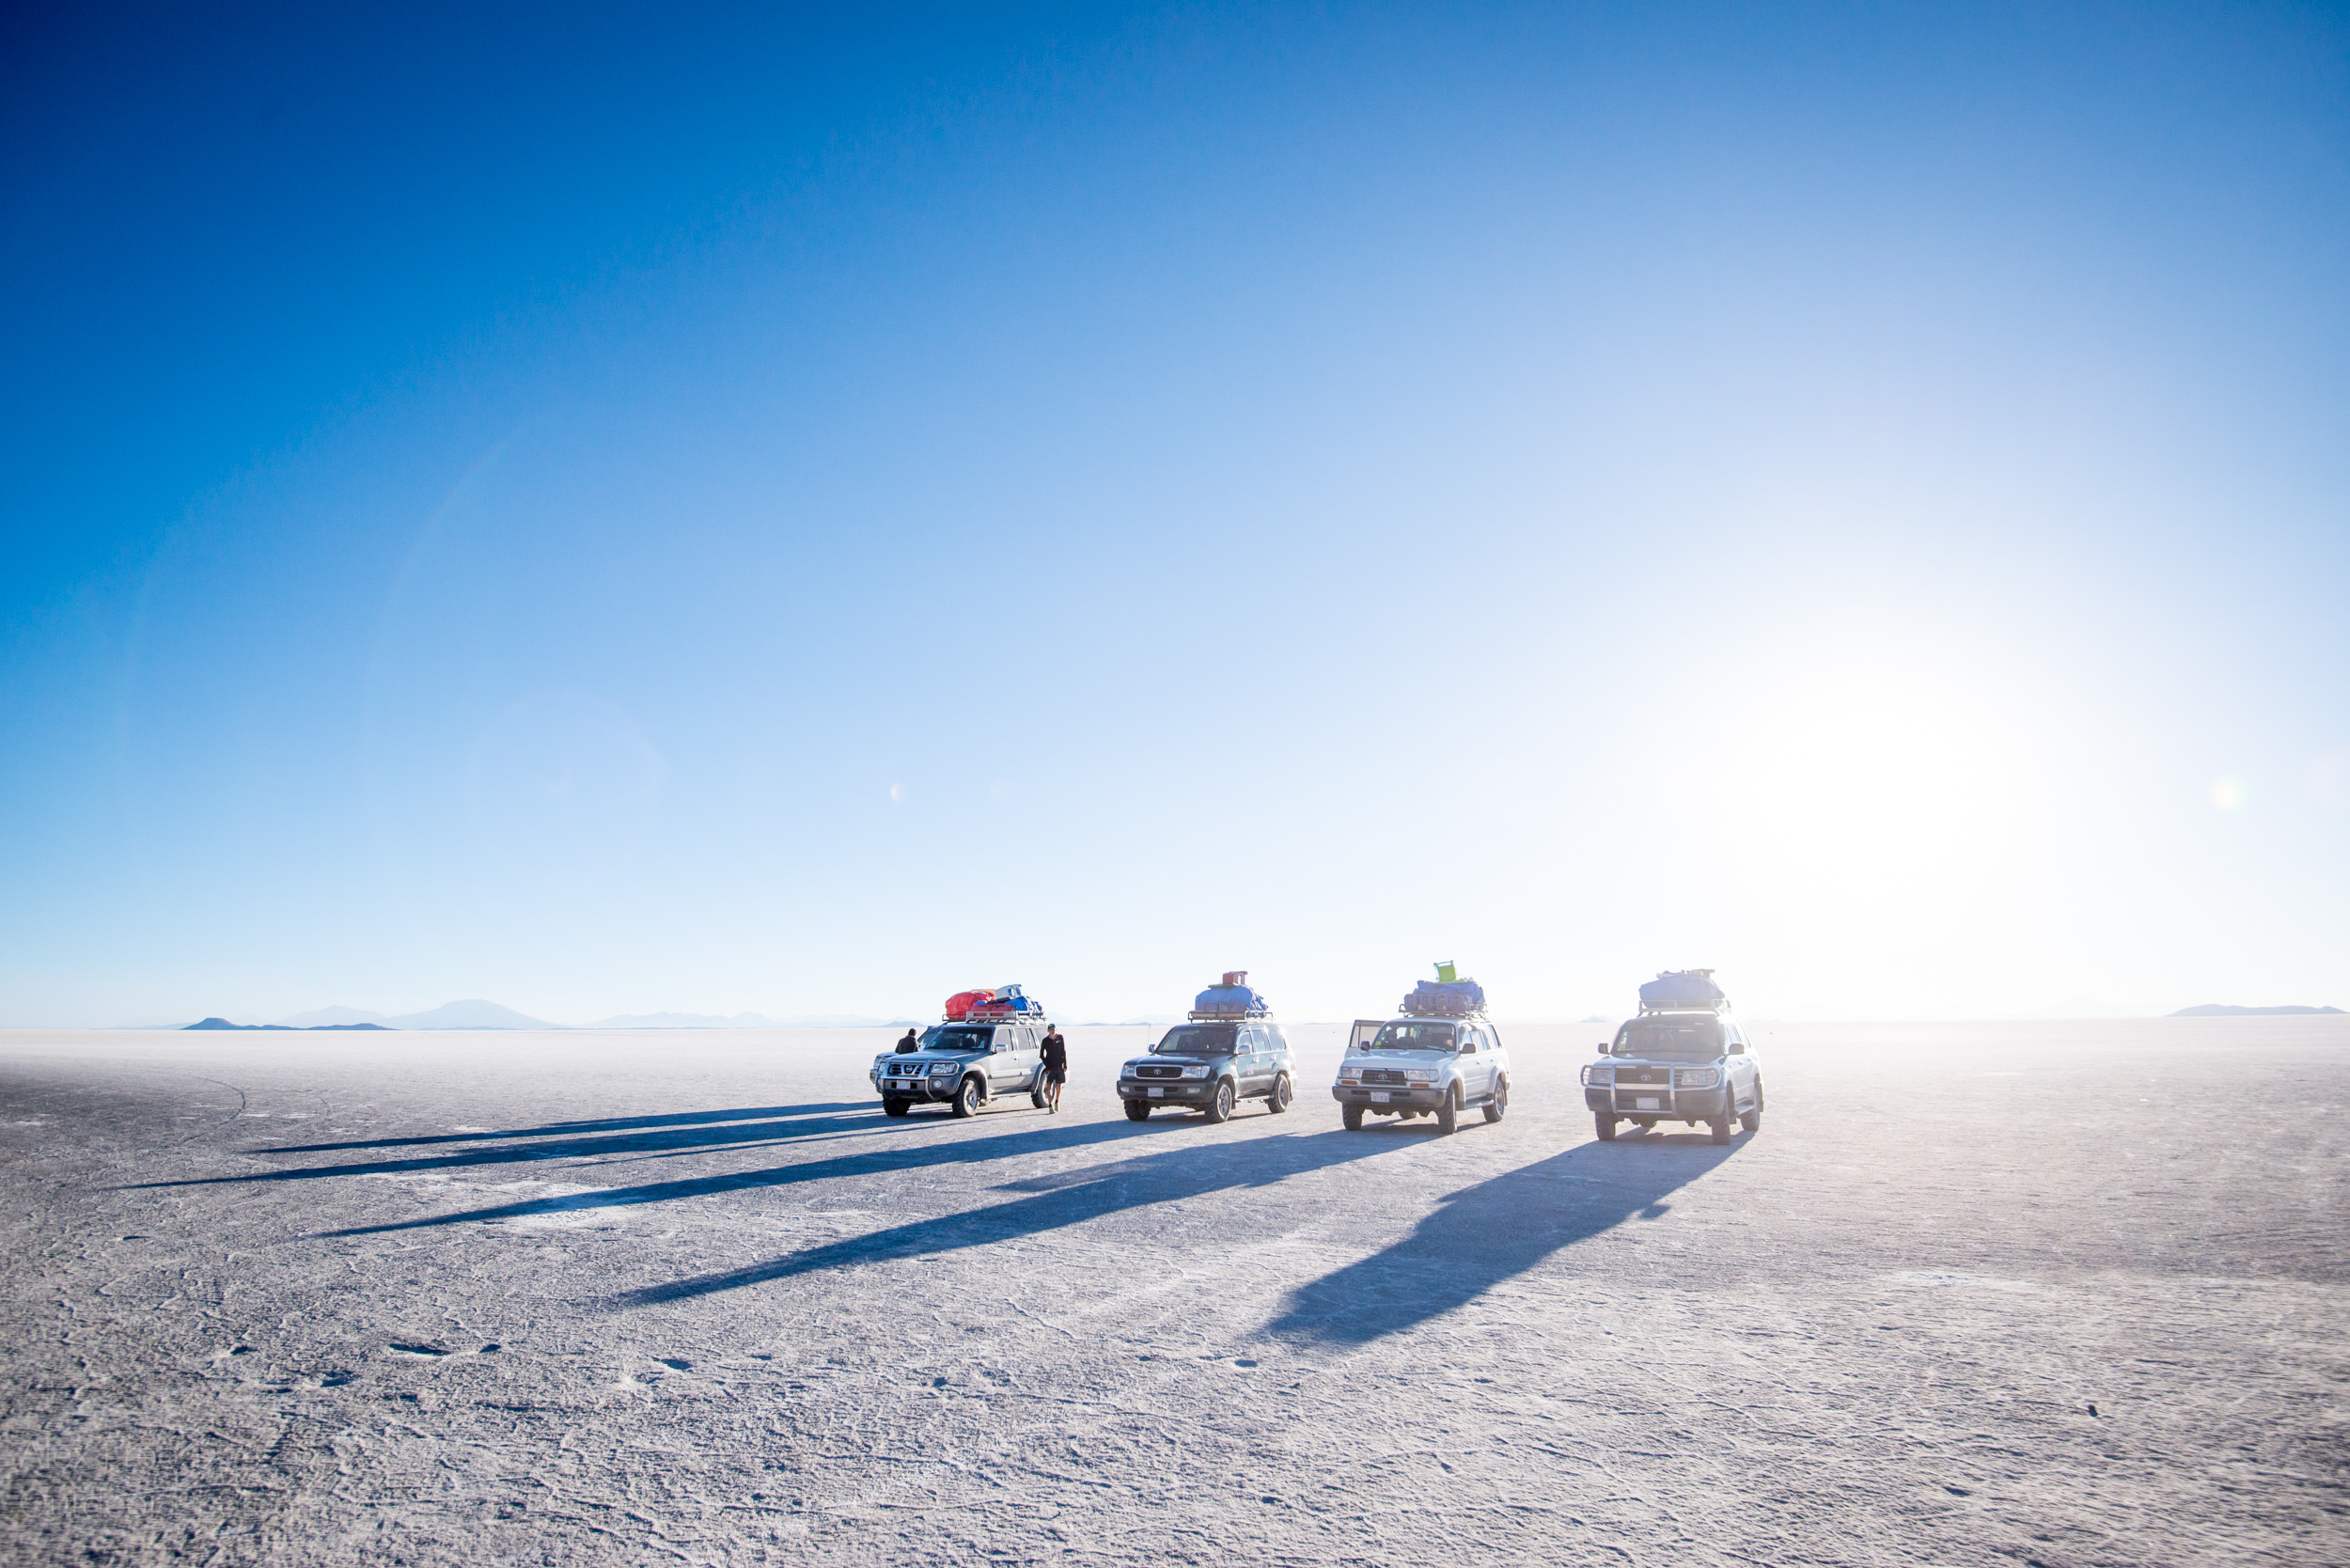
[1120,978,1297,1123]
[871,1019,1051,1118]
[1332,1014,1510,1134]
[1581,1008,1763,1145]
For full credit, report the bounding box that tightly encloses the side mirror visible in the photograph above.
[1728,1042,1746,1056]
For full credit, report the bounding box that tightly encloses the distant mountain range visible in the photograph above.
[2170,1003,2344,1017]
[184,1018,389,1031]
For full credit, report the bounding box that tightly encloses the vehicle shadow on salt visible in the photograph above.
[612,1130,1419,1308]
[256,1102,875,1155]
[314,1114,1200,1238]
[1261,1132,1745,1345]
[132,1105,922,1191]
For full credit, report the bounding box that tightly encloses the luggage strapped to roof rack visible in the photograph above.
[1401,978,1485,1017]
[1637,968,1729,1014]
[1192,977,1270,1018]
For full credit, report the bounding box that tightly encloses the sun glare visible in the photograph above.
[1704,656,2035,942]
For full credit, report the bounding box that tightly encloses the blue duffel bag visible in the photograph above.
[1638,969,1725,1009]
[1402,979,1486,1016]
[1193,984,1267,1015]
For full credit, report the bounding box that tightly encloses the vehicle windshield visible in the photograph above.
[1154,1024,1238,1056]
[1615,1016,1725,1058]
[921,1026,995,1053]
[1365,1021,1458,1052]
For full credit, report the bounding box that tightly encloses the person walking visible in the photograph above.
[1039,1026,1068,1113]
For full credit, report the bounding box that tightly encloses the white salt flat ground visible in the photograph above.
[0,1019,2343,1566]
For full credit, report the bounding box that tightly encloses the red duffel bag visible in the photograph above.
[943,989,995,1021]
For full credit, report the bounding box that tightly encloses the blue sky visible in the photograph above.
[4,2,2345,1026]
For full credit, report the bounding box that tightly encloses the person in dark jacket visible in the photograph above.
[1039,1027,1068,1113]
[894,1027,920,1054]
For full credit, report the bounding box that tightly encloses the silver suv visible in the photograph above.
[1331,1016,1511,1134]
[871,1021,1051,1118]
[1581,1011,1764,1144]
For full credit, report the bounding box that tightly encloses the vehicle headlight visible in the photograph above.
[1581,1063,1613,1086]
[930,1063,958,1077]
[1179,1064,1210,1079]
[1339,1064,1362,1083]
[1675,1067,1721,1088]
[1403,1069,1437,1083]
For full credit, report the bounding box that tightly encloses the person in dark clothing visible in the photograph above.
[894,1027,920,1054]
[1039,1027,1068,1113]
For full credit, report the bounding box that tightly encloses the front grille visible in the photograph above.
[1360,1069,1410,1087]
[1134,1063,1181,1080]
[1616,1066,1670,1087]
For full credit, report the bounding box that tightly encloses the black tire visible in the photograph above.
[1203,1078,1236,1124]
[1595,1112,1618,1141]
[1124,1100,1151,1122]
[1708,1097,1733,1144]
[1434,1085,1459,1136]
[1741,1078,1763,1134]
[882,1097,910,1118]
[1343,1103,1365,1131]
[1483,1076,1508,1124]
[1265,1073,1292,1114]
[950,1075,983,1119]
[1030,1078,1050,1110]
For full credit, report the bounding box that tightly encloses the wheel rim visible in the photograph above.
[1216,1084,1234,1119]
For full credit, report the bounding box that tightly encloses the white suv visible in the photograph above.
[1330,1015,1510,1134]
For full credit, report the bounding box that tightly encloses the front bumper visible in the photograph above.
[1586,1084,1734,1117]
[1332,1083,1448,1109]
[1123,1077,1214,1103]
[875,1072,959,1102]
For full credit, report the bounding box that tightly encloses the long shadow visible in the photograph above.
[617,1128,1416,1307]
[319,1114,1196,1238]
[1262,1129,1747,1345]
[133,1106,917,1189]
[259,1101,873,1154]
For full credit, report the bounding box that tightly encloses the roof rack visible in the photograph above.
[1187,1006,1269,1021]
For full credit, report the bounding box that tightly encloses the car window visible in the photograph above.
[1243,1027,1266,1052]
[1266,1026,1289,1053]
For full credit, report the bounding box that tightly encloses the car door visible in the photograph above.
[1237,1027,1267,1094]
[1455,1027,1486,1098]
[985,1027,1028,1092]
[1348,1019,1383,1056]
[1727,1022,1755,1108]
[1265,1024,1292,1087]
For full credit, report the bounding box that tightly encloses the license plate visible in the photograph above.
[1370,1091,1390,1104]
[1148,1088,1165,1098]
[1637,1096,1660,1110]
